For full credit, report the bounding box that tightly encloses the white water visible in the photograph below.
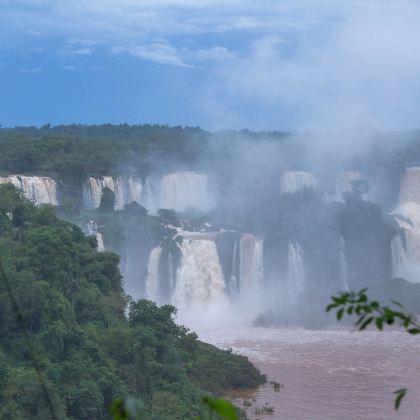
[288,243,305,301]
[145,246,162,303]
[82,172,213,212]
[391,202,420,282]
[83,176,143,210]
[399,167,420,205]
[339,236,349,290]
[85,221,105,251]
[239,234,264,294]
[280,171,317,194]
[0,175,58,205]
[160,171,214,212]
[172,237,227,325]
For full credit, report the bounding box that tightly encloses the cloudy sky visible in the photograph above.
[0,0,419,130]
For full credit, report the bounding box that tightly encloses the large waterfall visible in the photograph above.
[280,171,317,194]
[391,202,420,281]
[160,172,214,212]
[172,238,227,310]
[288,243,305,301]
[82,172,213,212]
[239,234,264,293]
[399,167,420,205]
[390,167,420,282]
[0,175,58,205]
[83,176,143,210]
[145,246,163,303]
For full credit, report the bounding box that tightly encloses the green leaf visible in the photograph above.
[407,328,420,335]
[359,316,374,330]
[375,318,383,330]
[391,300,404,308]
[202,397,239,420]
[347,306,354,315]
[326,303,337,312]
[336,308,344,321]
[393,388,407,410]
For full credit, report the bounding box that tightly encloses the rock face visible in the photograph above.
[335,171,364,201]
[0,175,58,205]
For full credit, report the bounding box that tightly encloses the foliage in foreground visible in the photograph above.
[327,288,420,410]
[0,184,264,419]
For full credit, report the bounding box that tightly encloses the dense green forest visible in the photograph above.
[0,184,264,419]
[1,124,420,181]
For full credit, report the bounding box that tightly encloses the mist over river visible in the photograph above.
[199,327,420,420]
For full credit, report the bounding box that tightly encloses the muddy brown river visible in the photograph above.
[199,327,420,420]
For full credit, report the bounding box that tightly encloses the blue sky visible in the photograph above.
[1,0,420,130]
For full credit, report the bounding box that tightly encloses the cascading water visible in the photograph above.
[0,175,58,205]
[172,238,227,310]
[288,243,305,301]
[399,167,420,205]
[159,172,214,212]
[83,176,143,210]
[391,234,407,278]
[390,168,420,281]
[338,236,349,291]
[145,246,163,303]
[86,221,105,251]
[239,234,264,293]
[280,171,317,194]
[391,202,420,282]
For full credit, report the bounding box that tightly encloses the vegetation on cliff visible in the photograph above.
[0,184,264,419]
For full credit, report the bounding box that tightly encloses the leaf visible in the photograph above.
[347,306,354,315]
[336,308,344,321]
[359,316,374,330]
[391,300,404,308]
[375,318,383,330]
[407,328,420,335]
[326,303,337,312]
[202,397,239,420]
[393,388,407,410]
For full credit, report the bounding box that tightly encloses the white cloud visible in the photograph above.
[199,2,420,130]
[61,65,75,70]
[67,47,94,55]
[113,43,193,67]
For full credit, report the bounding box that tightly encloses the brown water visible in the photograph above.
[199,327,420,420]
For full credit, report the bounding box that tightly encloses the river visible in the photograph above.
[199,326,420,420]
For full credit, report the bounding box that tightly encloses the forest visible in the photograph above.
[0,184,264,419]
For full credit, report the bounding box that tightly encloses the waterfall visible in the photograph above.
[86,221,105,251]
[335,171,363,201]
[0,175,58,205]
[288,243,305,301]
[172,238,226,310]
[239,234,264,293]
[280,171,316,194]
[391,234,407,277]
[391,202,420,282]
[160,172,214,212]
[399,167,420,205]
[83,176,143,210]
[339,237,349,291]
[231,238,239,293]
[145,246,163,302]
